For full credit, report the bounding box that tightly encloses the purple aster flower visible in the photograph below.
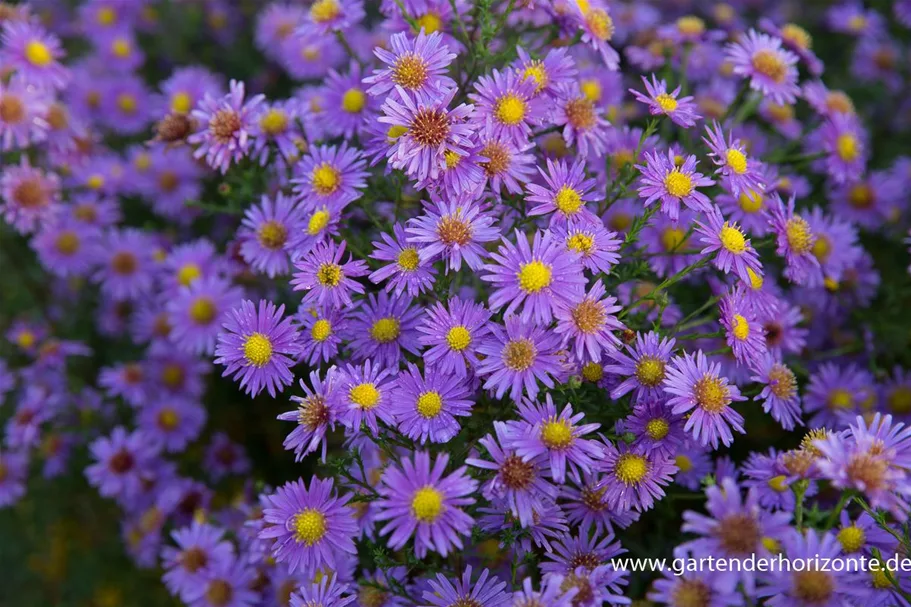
[636,149,715,220]
[160,66,224,116]
[138,398,206,453]
[345,291,421,367]
[470,68,545,145]
[364,29,456,98]
[725,29,800,105]
[160,238,222,292]
[214,299,299,398]
[93,228,156,301]
[648,568,744,607]
[322,62,376,140]
[553,83,611,158]
[553,280,624,363]
[161,521,235,602]
[295,305,347,366]
[599,442,676,512]
[100,75,155,136]
[526,158,600,226]
[0,449,27,507]
[759,19,823,77]
[539,528,625,578]
[828,171,897,230]
[696,208,763,284]
[85,426,159,501]
[417,297,492,378]
[376,451,477,558]
[390,363,473,444]
[552,220,622,276]
[279,369,340,462]
[332,359,395,436]
[751,354,802,431]
[369,223,437,296]
[804,363,871,429]
[802,80,855,119]
[605,331,676,402]
[301,0,364,34]
[185,555,258,607]
[663,351,747,448]
[482,229,586,325]
[380,86,476,184]
[292,142,368,210]
[405,197,499,272]
[166,276,244,356]
[719,291,767,363]
[512,576,577,607]
[768,194,823,286]
[250,99,304,166]
[503,395,603,484]
[422,566,509,607]
[475,134,536,196]
[32,216,101,278]
[757,529,867,606]
[0,77,49,150]
[189,79,265,173]
[681,478,792,594]
[815,114,867,184]
[619,399,687,457]
[476,316,564,401]
[290,575,355,607]
[630,74,700,128]
[238,193,304,278]
[638,211,700,278]
[0,20,69,90]
[0,159,60,234]
[572,2,620,68]
[703,121,765,197]
[260,476,358,575]
[466,423,558,527]
[291,240,369,308]
[513,46,577,102]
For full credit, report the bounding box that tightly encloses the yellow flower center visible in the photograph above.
[581,361,603,382]
[661,227,687,252]
[411,486,444,523]
[503,339,536,371]
[243,333,273,367]
[694,375,729,413]
[293,509,327,545]
[177,263,202,286]
[768,364,797,399]
[571,299,605,334]
[785,217,813,253]
[260,109,288,135]
[370,318,400,343]
[397,248,420,271]
[836,134,859,162]
[746,267,764,290]
[578,80,602,106]
[541,419,574,449]
[812,235,832,262]
[258,220,287,249]
[585,9,614,40]
[654,94,678,113]
[25,40,52,66]
[171,92,192,114]
[117,94,137,114]
[762,537,781,553]
[443,150,461,169]
[87,174,105,190]
[554,187,583,215]
[767,475,788,492]
[310,0,341,23]
[635,356,666,387]
[316,263,342,287]
[387,125,408,143]
[312,163,341,196]
[495,94,526,126]
[888,387,911,414]
[567,233,595,255]
[416,392,443,418]
[664,170,693,198]
[97,7,116,25]
[615,453,648,484]
[350,383,380,409]
[719,224,746,254]
[739,190,763,213]
[189,297,216,325]
[848,184,872,209]
[522,61,548,93]
[726,149,748,174]
[871,567,892,589]
[302,210,330,237]
[445,326,471,351]
[341,89,366,113]
[311,319,332,342]
[157,408,180,431]
[836,525,867,553]
[518,261,552,293]
[828,388,853,410]
[111,38,131,58]
[392,53,428,90]
[675,454,693,472]
[751,49,787,83]
[781,23,812,49]
[55,231,80,255]
[645,418,670,440]
[677,15,705,36]
[793,571,834,604]
[732,314,749,341]
[413,11,442,33]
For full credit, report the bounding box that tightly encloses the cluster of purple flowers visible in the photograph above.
[3,0,911,606]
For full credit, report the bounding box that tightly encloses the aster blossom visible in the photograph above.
[636,149,715,220]
[630,74,700,128]
[188,79,264,173]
